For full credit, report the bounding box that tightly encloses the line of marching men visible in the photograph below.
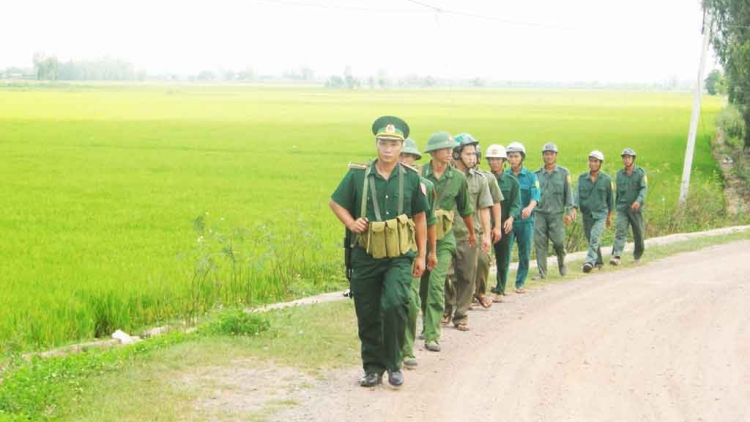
[329,116,648,388]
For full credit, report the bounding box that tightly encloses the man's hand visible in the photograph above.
[427,251,438,271]
[503,217,514,234]
[521,206,533,219]
[482,233,491,253]
[606,215,612,229]
[347,217,369,233]
[570,208,577,221]
[631,201,641,211]
[468,232,476,248]
[491,226,502,244]
[413,255,426,278]
[564,215,572,226]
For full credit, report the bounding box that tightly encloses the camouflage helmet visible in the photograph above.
[506,141,526,156]
[424,132,457,153]
[402,138,422,160]
[542,142,559,153]
[485,144,507,159]
[453,133,480,151]
[621,148,636,157]
[589,150,605,161]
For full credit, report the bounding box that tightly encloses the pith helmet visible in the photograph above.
[424,131,457,153]
[621,148,636,157]
[485,144,507,159]
[371,115,409,142]
[589,150,605,161]
[402,138,422,160]
[506,142,526,155]
[542,142,559,153]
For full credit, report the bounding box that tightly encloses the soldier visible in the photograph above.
[486,144,522,302]
[419,132,475,352]
[533,142,575,279]
[399,138,438,369]
[573,150,614,273]
[506,142,540,293]
[329,116,429,388]
[611,148,648,265]
[472,145,503,308]
[443,134,492,331]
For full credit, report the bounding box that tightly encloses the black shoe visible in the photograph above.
[360,373,382,387]
[388,370,404,387]
[582,263,593,273]
[559,264,568,276]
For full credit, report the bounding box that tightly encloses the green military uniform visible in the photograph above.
[613,165,647,260]
[534,165,574,278]
[445,168,492,326]
[402,163,437,364]
[493,171,522,295]
[474,168,503,299]
[420,155,473,345]
[575,171,614,267]
[509,166,540,289]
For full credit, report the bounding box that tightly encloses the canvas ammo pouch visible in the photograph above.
[358,165,416,259]
[433,209,454,240]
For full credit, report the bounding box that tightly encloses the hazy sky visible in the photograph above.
[1,0,715,82]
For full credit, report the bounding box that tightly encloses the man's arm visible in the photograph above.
[413,211,427,278]
[330,199,368,233]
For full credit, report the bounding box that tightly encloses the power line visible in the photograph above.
[250,0,425,14]
[403,0,574,30]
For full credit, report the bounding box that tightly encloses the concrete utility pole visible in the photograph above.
[679,11,712,206]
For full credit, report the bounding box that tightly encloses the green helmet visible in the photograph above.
[453,133,479,152]
[424,131,457,153]
[621,148,636,157]
[402,138,422,160]
[542,142,559,153]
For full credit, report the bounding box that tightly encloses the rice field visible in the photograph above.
[0,84,724,351]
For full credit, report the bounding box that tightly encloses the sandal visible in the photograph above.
[441,314,451,325]
[515,288,527,294]
[477,295,492,309]
[492,294,504,303]
[455,322,470,331]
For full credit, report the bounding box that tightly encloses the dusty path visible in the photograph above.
[272,241,750,422]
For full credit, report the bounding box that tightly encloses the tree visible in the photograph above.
[705,69,726,95]
[705,0,750,147]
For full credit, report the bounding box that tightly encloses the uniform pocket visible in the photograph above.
[396,214,412,255]
[435,209,446,240]
[367,221,387,259]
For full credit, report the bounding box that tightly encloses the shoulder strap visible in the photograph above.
[398,164,404,215]
[360,164,371,220]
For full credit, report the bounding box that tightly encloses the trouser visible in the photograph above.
[444,238,479,326]
[512,221,533,289]
[351,247,413,374]
[534,212,567,278]
[402,273,421,360]
[493,220,513,294]
[419,234,456,343]
[612,208,645,260]
[474,246,492,297]
[582,215,606,266]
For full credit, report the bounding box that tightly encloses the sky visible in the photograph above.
[0,0,716,83]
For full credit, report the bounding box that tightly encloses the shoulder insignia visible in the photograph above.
[348,162,368,170]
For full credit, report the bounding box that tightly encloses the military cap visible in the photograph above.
[485,144,507,159]
[402,137,422,160]
[424,131,457,153]
[372,115,409,142]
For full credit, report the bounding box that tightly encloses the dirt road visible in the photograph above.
[271,241,750,422]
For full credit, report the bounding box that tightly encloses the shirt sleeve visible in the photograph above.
[487,174,504,202]
[529,172,541,203]
[563,170,574,214]
[331,170,358,215]
[607,176,614,212]
[456,178,475,218]
[573,175,580,209]
[410,174,429,216]
[510,178,522,219]
[425,181,438,227]
[477,176,493,209]
[637,170,648,206]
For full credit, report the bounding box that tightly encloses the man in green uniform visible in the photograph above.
[533,142,575,279]
[420,132,475,351]
[443,134,492,331]
[398,138,438,369]
[573,150,614,273]
[472,145,503,308]
[329,116,429,388]
[486,144,522,302]
[506,142,540,293]
[611,148,648,265]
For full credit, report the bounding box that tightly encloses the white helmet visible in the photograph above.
[589,150,605,161]
[485,144,507,159]
[506,142,526,155]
